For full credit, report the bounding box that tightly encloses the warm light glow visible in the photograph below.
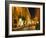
[28,20,31,24]
[18,18,24,26]
[27,16,31,24]
[19,18,22,22]
[37,21,39,24]
[32,20,35,24]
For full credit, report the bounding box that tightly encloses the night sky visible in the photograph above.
[28,8,35,18]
